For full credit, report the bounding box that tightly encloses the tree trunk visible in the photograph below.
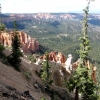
[74,87,79,100]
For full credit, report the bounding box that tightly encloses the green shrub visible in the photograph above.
[23,71,32,81]
[41,97,46,100]
[2,55,9,65]
[0,43,4,57]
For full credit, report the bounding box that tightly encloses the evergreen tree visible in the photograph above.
[0,23,5,32]
[0,43,4,57]
[65,0,98,100]
[0,4,5,32]
[0,4,5,58]
[41,52,53,86]
[8,21,23,71]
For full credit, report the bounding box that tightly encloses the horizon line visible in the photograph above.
[2,12,100,14]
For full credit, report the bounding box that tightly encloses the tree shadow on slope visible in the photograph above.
[88,19,100,26]
[4,22,25,30]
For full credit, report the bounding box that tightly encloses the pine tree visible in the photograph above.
[0,4,5,32]
[0,23,5,32]
[65,0,98,100]
[0,4,5,57]
[0,43,4,57]
[8,21,23,71]
[41,52,53,86]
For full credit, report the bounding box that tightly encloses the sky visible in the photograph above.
[0,0,100,13]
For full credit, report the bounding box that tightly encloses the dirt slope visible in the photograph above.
[0,49,72,100]
[0,61,51,100]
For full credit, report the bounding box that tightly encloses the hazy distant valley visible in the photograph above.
[1,13,100,63]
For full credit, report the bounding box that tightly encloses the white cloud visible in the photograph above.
[0,0,100,13]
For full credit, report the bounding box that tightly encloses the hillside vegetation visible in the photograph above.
[4,15,100,81]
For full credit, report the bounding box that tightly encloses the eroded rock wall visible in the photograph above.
[0,31,39,53]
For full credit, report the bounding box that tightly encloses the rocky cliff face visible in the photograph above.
[0,31,39,53]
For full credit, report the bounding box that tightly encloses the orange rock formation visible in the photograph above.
[0,31,39,53]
